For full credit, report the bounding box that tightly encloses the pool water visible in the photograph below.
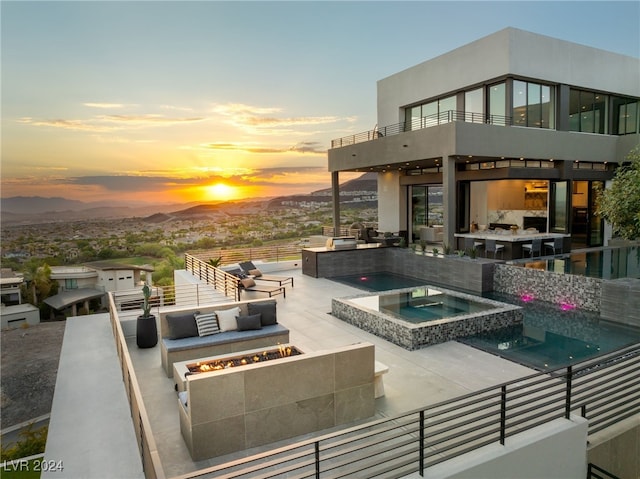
[331,271,640,370]
[349,287,495,323]
[331,271,429,291]
[459,291,640,371]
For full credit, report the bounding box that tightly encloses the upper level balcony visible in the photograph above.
[330,110,511,149]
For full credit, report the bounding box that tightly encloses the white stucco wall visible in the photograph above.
[378,171,401,232]
[377,27,640,127]
[422,416,588,479]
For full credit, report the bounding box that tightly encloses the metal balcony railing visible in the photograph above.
[178,343,640,478]
[331,110,513,149]
[184,253,242,302]
[188,243,303,266]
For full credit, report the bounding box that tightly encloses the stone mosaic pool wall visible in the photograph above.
[493,264,602,312]
[332,287,523,350]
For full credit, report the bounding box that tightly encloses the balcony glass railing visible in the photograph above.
[331,110,512,149]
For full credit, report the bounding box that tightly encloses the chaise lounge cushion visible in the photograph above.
[236,313,262,331]
[248,300,277,326]
[166,311,200,339]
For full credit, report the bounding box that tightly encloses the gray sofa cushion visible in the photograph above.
[162,324,288,353]
[165,311,199,339]
[236,313,262,331]
[247,300,277,326]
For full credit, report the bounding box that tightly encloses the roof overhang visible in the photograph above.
[44,288,105,310]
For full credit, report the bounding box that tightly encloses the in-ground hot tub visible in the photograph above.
[332,286,523,350]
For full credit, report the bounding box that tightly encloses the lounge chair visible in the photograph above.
[239,261,294,287]
[239,277,285,298]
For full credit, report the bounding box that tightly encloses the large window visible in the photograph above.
[513,80,554,128]
[465,88,483,123]
[569,89,607,133]
[488,82,506,125]
[612,96,639,134]
[405,96,457,130]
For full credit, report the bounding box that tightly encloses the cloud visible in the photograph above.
[98,114,204,124]
[203,141,326,155]
[211,102,344,132]
[83,102,127,109]
[17,113,204,132]
[17,117,116,132]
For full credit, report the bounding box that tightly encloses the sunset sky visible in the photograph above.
[2,1,639,206]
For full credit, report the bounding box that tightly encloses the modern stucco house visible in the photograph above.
[328,27,639,249]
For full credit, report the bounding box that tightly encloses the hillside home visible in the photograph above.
[45,261,153,316]
[328,28,640,249]
[0,268,39,329]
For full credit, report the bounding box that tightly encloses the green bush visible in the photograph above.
[0,424,48,461]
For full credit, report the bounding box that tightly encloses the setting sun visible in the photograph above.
[205,182,238,201]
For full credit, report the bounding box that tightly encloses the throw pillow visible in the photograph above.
[195,312,220,337]
[165,311,199,339]
[248,268,262,277]
[240,277,256,288]
[214,306,241,332]
[236,313,263,331]
[247,300,277,326]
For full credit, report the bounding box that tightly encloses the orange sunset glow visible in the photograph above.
[204,182,240,201]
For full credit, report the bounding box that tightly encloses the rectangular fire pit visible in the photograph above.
[178,342,376,460]
[173,344,303,392]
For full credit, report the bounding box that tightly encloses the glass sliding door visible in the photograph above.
[589,181,604,246]
[411,186,427,242]
[410,185,444,241]
[549,181,570,234]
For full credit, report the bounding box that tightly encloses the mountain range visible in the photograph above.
[0,173,377,225]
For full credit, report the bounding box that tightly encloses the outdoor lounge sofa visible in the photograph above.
[159,298,290,376]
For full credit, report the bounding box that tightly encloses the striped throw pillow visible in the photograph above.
[195,313,220,337]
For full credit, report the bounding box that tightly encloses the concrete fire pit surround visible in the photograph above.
[179,342,376,460]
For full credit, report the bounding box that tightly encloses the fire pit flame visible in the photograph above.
[187,345,302,374]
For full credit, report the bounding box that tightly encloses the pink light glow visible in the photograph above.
[560,302,576,311]
[520,293,535,303]
[360,277,368,281]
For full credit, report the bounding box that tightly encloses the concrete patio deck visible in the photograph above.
[127,268,536,478]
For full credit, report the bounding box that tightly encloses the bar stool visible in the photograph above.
[522,238,542,257]
[544,237,563,255]
[464,237,484,255]
[485,239,504,259]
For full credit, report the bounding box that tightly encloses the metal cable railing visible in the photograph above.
[184,253,241,301]
[189,243,303,266]
[331,110,513,148]
[587,463,621,479]
[179,343,640,478]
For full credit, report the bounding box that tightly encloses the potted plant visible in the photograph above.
[136,283,158,348]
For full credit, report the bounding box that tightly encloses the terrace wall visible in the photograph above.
[493,264,602,311]
[302,247,495,293]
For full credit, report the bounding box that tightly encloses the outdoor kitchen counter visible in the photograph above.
[302,244,384,278]
[455,232,570,259]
